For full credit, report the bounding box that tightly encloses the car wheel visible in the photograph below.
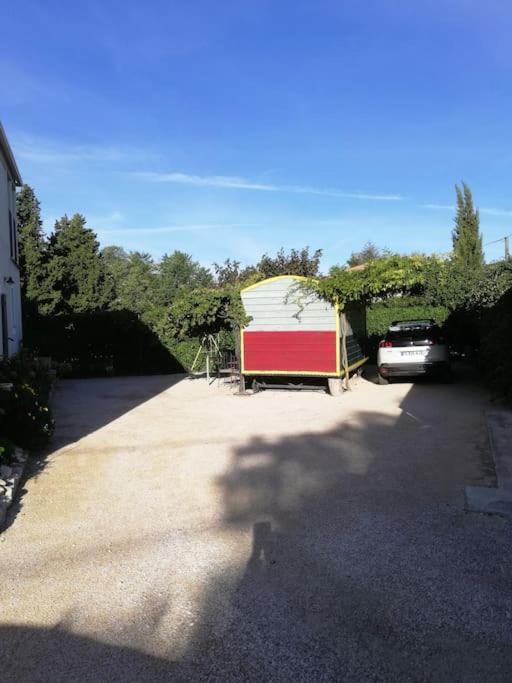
[377,373,389,385]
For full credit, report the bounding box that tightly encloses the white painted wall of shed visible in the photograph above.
[242,277,336,331]
[0,149,22,357]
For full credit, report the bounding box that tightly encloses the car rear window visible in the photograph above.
[386,326,440,343]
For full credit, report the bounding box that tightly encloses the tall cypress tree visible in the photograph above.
[48,214,112,314]
[15,185,52,314]
[452,182,484,270]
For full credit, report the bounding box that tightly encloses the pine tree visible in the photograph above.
[15,185,52,314]
[452,182,484,270]
[48,214,112,314]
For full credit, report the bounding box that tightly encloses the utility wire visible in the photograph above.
[484,233,512,246]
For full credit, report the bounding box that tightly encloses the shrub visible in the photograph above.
[0,437,16,465]
[168,339,201,372]
[0,352,55,450]
[168,330,236,372]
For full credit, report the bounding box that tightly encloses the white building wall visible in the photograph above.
[0,148,22,357]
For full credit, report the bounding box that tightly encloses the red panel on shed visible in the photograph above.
[243,331,337,373]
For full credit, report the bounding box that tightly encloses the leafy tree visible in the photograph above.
[256,247,322,278]
[113,251,159,317]
[47,214,113,314]
[452,182,484,270]
[157,251,213,305]
[347,241,383,267]
[213,258,258,287]
[167,286,249,339]
[15,185,52,314]
[101,246,131,309]
[423,258,512,312]
[213,247,322,286]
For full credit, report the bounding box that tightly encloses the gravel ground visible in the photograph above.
[0,372,510,682]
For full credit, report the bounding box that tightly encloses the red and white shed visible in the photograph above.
[240,275,367,380]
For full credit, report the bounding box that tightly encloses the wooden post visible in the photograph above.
[234,326,241,369]
[234,325,246,393]
[341,311,350,391]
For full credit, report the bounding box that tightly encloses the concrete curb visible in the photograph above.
[0,448,29,529]
[465,410,512,518]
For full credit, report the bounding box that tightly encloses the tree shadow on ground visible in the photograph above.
[0,625,178,683]
[2,308,187,532]
[2,373,185,534]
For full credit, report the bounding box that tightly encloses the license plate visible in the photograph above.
[401,350,426,356]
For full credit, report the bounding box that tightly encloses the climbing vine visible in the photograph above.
[309,254,443,307]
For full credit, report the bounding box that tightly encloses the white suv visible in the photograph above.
[377,319,450,384]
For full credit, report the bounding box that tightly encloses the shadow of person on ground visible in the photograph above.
[177,385,511,679]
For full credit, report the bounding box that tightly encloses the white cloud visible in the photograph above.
[135,171,403,201]
[420,203,454,210]
[17,145,129,164]
[421,203,512,216]
[480,207,512,217]
[109,210,124,222]
[96,222,255,235]
[12,134,156,165]
[89,210,125,226]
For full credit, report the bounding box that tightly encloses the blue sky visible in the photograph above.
[1,0,511,269]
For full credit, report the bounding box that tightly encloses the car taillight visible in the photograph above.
[379,340,392,348]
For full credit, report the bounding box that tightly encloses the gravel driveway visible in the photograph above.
[0,373,510,681]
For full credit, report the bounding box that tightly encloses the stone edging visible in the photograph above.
[0,448,29,528]
[465,410,512,518]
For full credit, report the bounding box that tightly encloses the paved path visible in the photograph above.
[0,374,511,681]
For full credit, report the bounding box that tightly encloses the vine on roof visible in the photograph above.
[309,254,444,307]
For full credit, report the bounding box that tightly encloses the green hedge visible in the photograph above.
[24,311,238,377]
[481,288,512,402]
[367,297,450,337]
[365,297,449,360]
[25,310,184,377]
